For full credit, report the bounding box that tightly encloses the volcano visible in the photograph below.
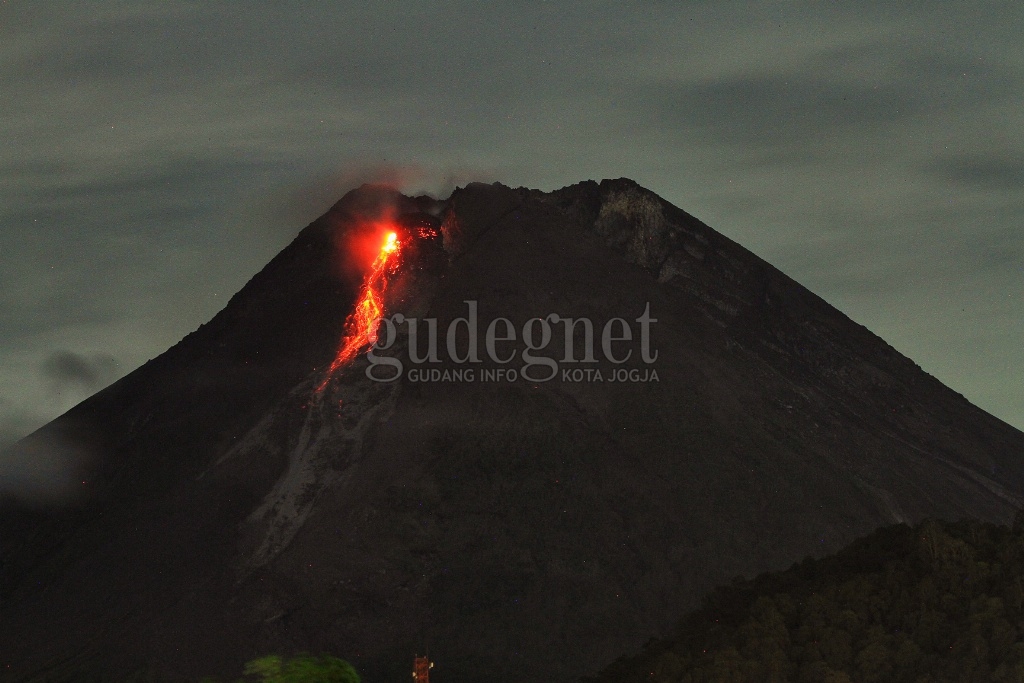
[2,180,1023,682]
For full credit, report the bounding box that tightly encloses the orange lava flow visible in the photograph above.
[316,230,401,392]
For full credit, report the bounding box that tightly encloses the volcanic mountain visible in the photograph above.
[2,180,1023,682]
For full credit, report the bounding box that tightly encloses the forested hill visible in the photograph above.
[589,516,1024,683]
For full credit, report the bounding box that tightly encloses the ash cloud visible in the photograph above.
[252,163,501,243]
[0,428,94,507]
[0,412,29,455]
[0,355,116,506]
[41,351,119,398]
[0,403,88,506]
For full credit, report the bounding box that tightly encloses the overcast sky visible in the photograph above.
[1,1,1022,451]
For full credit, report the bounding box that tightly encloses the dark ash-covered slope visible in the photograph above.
[1,179,1022,683]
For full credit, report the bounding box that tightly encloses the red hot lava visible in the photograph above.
[316,226,403,392]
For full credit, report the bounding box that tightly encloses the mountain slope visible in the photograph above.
[1,179,1022,682]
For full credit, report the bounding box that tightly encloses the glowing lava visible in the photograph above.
[316,229,402,392]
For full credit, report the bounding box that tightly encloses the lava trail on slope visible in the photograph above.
[316,214,441,393]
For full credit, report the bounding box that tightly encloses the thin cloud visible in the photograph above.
[647,74,926,147]
[924,156,1024,191]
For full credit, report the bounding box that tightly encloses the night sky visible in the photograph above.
[1,2,1022,453]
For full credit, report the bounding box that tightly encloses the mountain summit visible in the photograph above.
[2,180,1023,682]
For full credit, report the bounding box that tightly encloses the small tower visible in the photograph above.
[412,654,434,682]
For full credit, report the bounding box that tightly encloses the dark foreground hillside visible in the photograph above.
[591,517,1024,683]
